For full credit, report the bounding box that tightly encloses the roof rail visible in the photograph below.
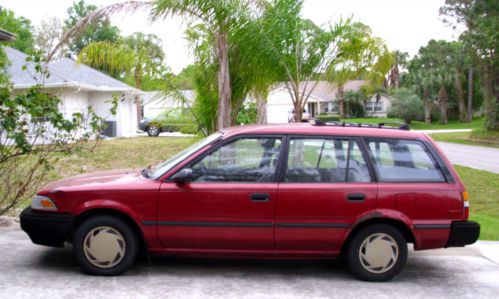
[310,119,410,131]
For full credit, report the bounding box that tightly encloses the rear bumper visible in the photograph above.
[446,221,480,247]
[20,207,75,247]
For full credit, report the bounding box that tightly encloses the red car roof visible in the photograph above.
[222,123,427,140]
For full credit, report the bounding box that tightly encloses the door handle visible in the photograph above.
[250,193,270,202]
[346,193,366,202]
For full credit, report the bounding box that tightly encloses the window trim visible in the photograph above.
[362,137,450,183]
[280,135,373,184]
[166,134,286,184]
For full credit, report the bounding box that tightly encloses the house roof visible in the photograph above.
[0,29,15,41]
[271,80,367,102]
[3,46,143,95]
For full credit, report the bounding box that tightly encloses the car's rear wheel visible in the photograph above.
[73,215,139,276]
[147,125,160,137]
[346,224,407,281]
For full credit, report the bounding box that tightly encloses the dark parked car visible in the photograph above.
[139,117,178,136]
[21,122,479,281]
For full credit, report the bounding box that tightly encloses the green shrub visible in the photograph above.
[315,115,340,122]
[389,88,424,124]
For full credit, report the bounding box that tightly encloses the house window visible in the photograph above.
[320,102,338,113]
[365,102,383,112]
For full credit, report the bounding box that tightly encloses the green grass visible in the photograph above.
[454,165,499,240]
[345,117,485,130]
[430,129,499,148]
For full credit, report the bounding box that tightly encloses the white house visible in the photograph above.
[142,90,195,119]
[4,46,143,137]
[266,80,392,123]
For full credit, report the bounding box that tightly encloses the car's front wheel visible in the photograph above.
[346,224,408,281]
[147,125,160,137]
[73,215,139,276]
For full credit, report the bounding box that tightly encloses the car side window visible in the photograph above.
[285,138,371,183]
[366,138,445,182]
[189,137,282,182]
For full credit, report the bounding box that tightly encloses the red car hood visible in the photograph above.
[39,169,144,193]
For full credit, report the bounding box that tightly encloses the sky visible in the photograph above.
[1,0,460,73]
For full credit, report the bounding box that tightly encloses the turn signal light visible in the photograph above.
[462,191,469,218]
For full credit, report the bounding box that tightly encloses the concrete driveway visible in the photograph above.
[1,223,498,299]
[436,142,499,174]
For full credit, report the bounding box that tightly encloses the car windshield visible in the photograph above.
[145,132,223,179]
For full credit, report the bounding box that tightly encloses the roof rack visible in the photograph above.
[310,119,410,131]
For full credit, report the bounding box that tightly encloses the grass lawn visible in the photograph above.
[15,136,499,240]
[344,117,485,130]
[429,129,499,148]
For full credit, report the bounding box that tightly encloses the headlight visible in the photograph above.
[31,195,58,211]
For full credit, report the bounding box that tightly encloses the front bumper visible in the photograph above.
[20,207,75,247]
[446,221,480,247]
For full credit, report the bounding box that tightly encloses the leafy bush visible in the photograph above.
[389,88,424,124]
[0,51,116,215]
[236,102,257,125]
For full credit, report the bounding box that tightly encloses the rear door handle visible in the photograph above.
[250,193,270,202]
[347,193,365,202]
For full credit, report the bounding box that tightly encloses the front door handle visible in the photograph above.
[250,193,270,202]
[347,193,366,202]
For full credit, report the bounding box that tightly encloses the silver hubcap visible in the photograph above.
[359,233,399,274]
[148,126,159,135]
[83,226,126,268]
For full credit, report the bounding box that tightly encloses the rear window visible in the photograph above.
[365,138,445,182]
[285,138,371,183]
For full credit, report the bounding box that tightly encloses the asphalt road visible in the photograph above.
[1,224,498,299]
[436,142,499,174]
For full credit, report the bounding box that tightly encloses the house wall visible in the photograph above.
[89,91,137,137]
[266,89,294,123]
[266,87,392,121]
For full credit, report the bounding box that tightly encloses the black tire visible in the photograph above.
[346,224,408,282]
[147,125,160,137]
[73,215,139,276]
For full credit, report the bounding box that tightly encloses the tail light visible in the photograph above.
[462,191,469,219]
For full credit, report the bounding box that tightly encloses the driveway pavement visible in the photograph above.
[436,142,499,174]
[1,223,498,299]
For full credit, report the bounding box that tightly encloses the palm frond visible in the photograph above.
[47,1,152,62]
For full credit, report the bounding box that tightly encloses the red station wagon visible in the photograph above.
[20,122,480,281]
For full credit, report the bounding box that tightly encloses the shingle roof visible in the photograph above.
[3,46,142,94]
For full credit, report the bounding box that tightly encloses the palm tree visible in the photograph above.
[434,69,453,124]
[388,50,408,89]
[152,0,249,130]
[78,32,165,122]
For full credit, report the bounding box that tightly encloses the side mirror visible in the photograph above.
[172,168,193,184]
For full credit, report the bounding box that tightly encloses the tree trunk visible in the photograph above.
[466,67,473,122]
[454,75,466,122]
[439,84,448,124]
[293,100,302,122]
[482,63,498,130]
[337,84,345,118]
[256,93,267,124]
[134,66,142,123]
[389,65,399,89]
[216,30,232,130]
[423,88,431,124]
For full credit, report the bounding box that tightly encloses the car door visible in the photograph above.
[275,136,377,252]
[157,136,283,250]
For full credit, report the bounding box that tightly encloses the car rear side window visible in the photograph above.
[285,138,371,183]
[366,138,445,182]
